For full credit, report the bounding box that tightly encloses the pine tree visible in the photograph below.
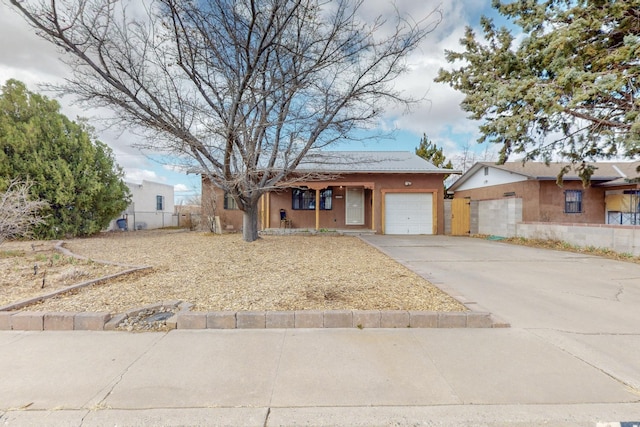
[0,79,130,238]
[415,133,453,170]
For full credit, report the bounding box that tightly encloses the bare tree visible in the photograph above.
[9,0,441,241]
[0,180,48,245]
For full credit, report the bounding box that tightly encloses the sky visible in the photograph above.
[0,0,506,203]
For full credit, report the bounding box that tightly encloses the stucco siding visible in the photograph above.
[202,172,447,234]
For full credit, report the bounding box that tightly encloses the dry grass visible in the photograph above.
[1,241,124,307]
[4,230,466,314]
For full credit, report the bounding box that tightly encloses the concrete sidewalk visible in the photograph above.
[1,328,639,426]
[2,235,640,426]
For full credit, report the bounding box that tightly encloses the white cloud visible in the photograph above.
[124,169,163,185]
[0,0,496,180]
[174,184,189,192]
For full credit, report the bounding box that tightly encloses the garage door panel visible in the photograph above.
[385,193,433,235]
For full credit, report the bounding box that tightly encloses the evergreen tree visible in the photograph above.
[415,133,453,170]
[436,0,640,180]
[0,79,130,239]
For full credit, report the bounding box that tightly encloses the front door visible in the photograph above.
[345,187,364,225]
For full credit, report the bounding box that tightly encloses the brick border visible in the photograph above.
[0,308,507,331]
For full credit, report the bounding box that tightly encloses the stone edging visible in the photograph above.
[0,300,509,331]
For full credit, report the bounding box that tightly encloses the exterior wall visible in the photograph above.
[201,176,244,232]
[517,222,640,256]
[454,180,540,222]
[202,172,447,234]
[538,181,605,223]
[443,199,452,235]
[114,180,176,230]
[454,166,528,191]
[455,180,606,224]
[477,198,523,237]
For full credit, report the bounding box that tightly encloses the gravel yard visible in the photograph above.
[5,229,466,314]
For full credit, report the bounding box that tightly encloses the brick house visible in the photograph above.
[202,151,456,234]
[448,161,640,225]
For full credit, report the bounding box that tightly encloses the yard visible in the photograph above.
[1,230,466,314]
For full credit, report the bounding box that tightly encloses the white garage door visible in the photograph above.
[384,193,433,235]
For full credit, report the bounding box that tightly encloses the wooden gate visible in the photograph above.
[451,198,471,235]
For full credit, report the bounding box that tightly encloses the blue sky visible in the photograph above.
[0,0,507,203]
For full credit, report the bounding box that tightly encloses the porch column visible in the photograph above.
[315,188,320,231]
[371,188,375,230]
[266,192,271,229]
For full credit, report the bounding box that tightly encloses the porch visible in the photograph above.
[260,227,377,236]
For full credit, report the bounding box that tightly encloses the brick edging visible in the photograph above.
[0,307,508,331]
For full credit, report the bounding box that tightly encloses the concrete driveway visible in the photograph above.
[361,234,640,391]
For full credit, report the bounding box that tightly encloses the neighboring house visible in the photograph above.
[449,161,640,225]
[202,151,456,235]
[112,180,176,230]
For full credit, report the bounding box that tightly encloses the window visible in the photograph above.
[156,195,164,211]
[292,188,332,210]
[484,167,489,176]
[564,190,582,213]
[223,192,239,210]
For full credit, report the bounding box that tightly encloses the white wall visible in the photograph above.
[121,180,176,230]
[455,166,528,191]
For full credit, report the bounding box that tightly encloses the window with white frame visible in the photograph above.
[564,190,582,213]
[156,195,164,211]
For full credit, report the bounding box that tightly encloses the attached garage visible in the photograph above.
[384,192,434,235]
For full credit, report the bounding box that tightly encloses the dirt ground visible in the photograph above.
[2,230,467,314]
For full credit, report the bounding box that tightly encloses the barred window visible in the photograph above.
[564,190,583,213]
[292,188,332,210]
[156,195,164,211]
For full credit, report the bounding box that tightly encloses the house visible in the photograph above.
[202,151,456,235]
[448,161,640,226]
[111,180,177,230]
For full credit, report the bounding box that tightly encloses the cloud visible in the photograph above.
[0,0,495,177]
[124,169,163,185]
[174,184,189,192]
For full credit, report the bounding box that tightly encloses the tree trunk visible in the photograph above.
[242,202,260,242]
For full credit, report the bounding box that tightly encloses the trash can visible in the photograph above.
[116,218,127,231]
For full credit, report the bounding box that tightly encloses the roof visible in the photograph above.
[297,151,459,174]
[449,161,640,191]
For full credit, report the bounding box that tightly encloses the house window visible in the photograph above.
[292,188,332,210]
[564,190,583,213]
[156,195,164,211]
[223,192,239,210]
[484,167,489,176]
